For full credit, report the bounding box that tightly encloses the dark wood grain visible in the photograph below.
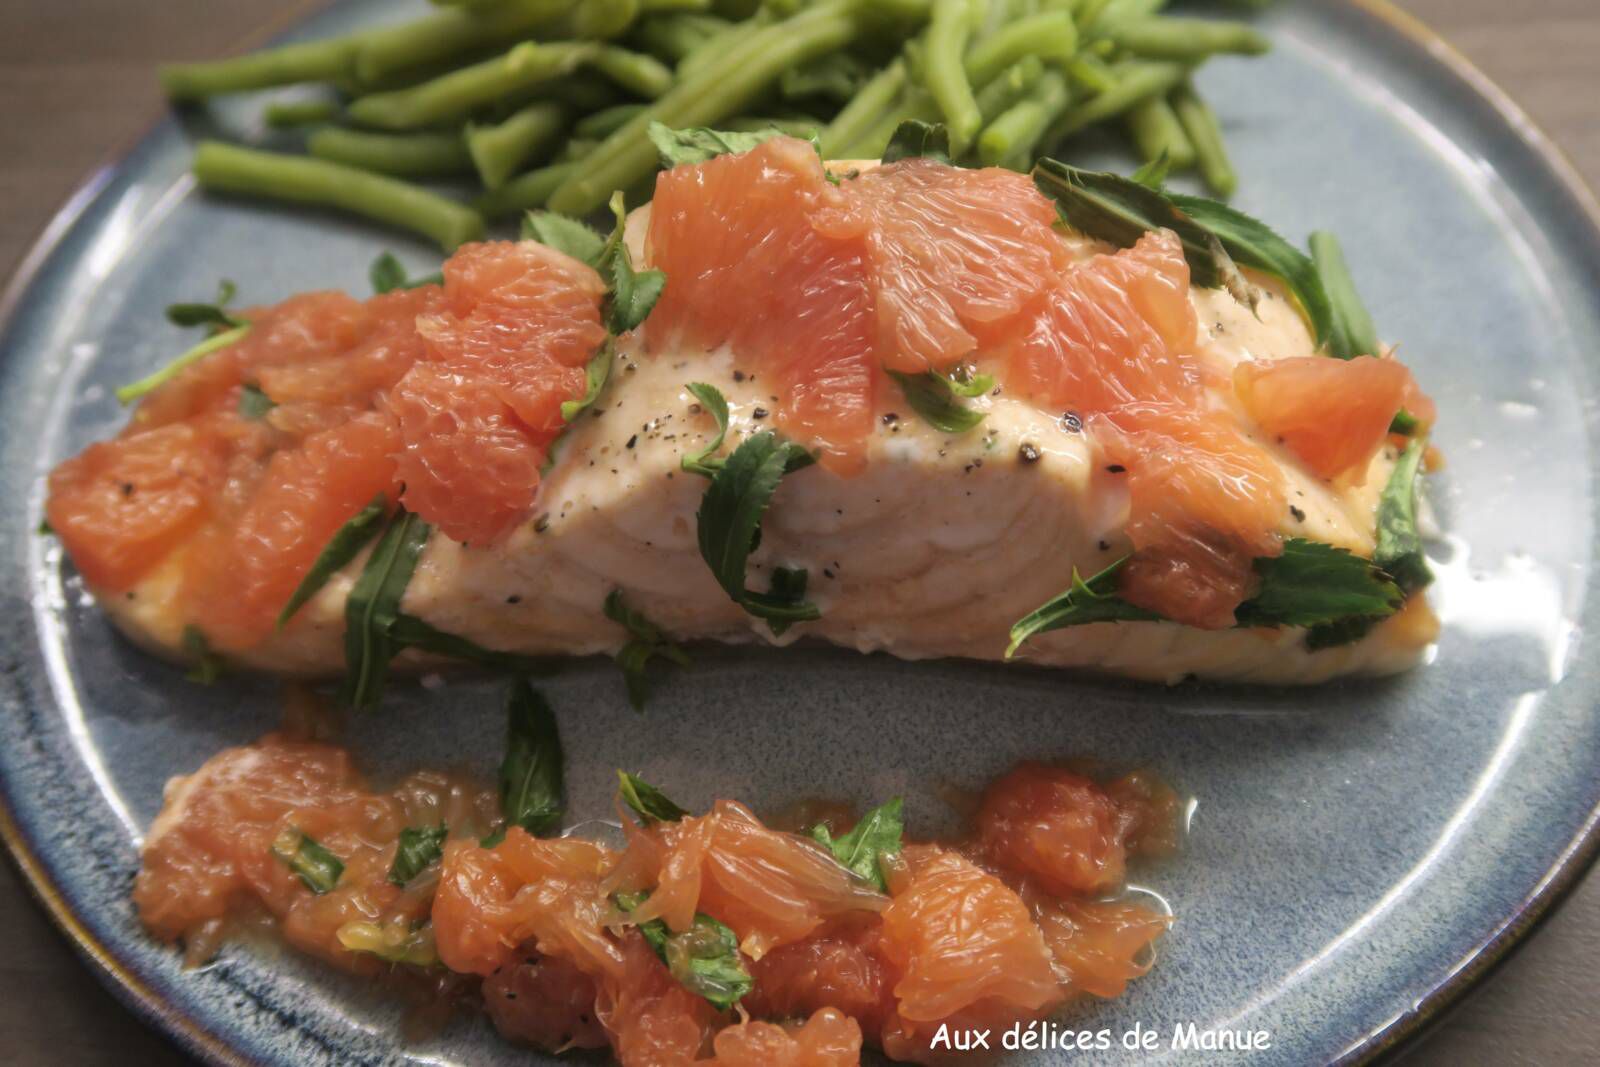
[0,2,1594,1064]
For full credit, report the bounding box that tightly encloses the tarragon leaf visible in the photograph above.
[614,892,752,1011]
[238,383,277,419]
[521,211,608,268]
[882,119,953,166]
[338,509,431,709]
[648,121,799,168]
[1309,231,1379,360]
[272,826,344,894]
[561,340,614,422]
[181,626,225,685]
[1374,437,1431,593]
[681,382,731,477]
[1235,538,1402,628]
[618,771,689,824]
[889,370,986,434]
[811,797,902,891]
[1006,557,1160,658]
[278,492,388,629]
[369,252,441,294]
[166,279,243,330]
[602,192,666,334]
[499,679,564,835]
[388,824,447,886]
[604,589,691,711]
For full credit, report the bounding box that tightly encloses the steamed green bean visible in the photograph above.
[193,141,485,250]
[308,127,475,177]
[974,54,1045,122]
[964,11,1077,87]
[1045,59,1187,142]
[467,101,567,189]
[1124,94,1194,168]
[1170,80,1236,196]
[476,160,582,218]
[1108,17,1269,61]
[819,58,907,158]
[348,42,597,130]
[977,68,1068,169]
[352,0,577,85]
[925,0,983,155]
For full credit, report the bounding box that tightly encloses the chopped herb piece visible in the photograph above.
[1374,437,1431,593]
[165,279,243,331]
[1032,158,1254,308]
[888,370,986,435]
[604,589,691,711]
[237,383,276,419]
[1130,150,1171,190]
[37,518,53,537]
[1304,614,1380,651]
[1310,231,1380,360]
[388,824,448,886]
[1007,558,1160,657]
[499,679,564,835]
[681,382,731,477]
[272,826,343,894]
[695,430,820,632]
[338,509,431,709]
[368,251,443,294]
[116,324,252,405]
[882,119,954,166]
[618,771,689,824]
[387,613,556,674]
[278,492,388,629]
[601,192,666,334]
[521,210,608,268]
[1167,192,1334,352]
[938,365,995,398]
[614,892,752,1011]
[1389,409,1421,436]
[810,797,902,892]
[647,121,809,168]
[1235,538,1402,628]
[181,625,225,685]
[561,340,614,422]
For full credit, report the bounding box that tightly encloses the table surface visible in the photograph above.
[0,2,1596,1064]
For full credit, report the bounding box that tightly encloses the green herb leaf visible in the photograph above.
[604,590,691,712]
[1235,538,1402,628]
[614,893,753,1012]
[618,771,689,823]
[937,365,995,398]
[387,613,557,674]
[238,383,277,420]
[1309,231,1379,360]
[810,797,902,892]
[499,679,564,836]
[181,626,225,685]
[1031,158,1254,308]
[561,341,614,422]
[602,192,666,334]
[1374,437,1431,593]
[388,824,448,886]
[37,518,53,537]
[166,279,243,331]
[1304,614,1380,651]
[882,120,953,166]
[681,382,731,477]
[1167,192,1334,351]
[1130,150,1171,190]
[648,121,801,168]
[888,370,987,434]
[278,492,388,629]
[272,826,344,894]
[116,324,252,405]
[521,211,608,269]
[1006,557,1161,658]
[369,252,442,295]
[338,509,431,709]
[695,430,820,632]
[1389,409,1421,436]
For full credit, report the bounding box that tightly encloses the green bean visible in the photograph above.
[1064,53,1116,93]
[632,13,731,63]
[819,58,906,158]
[1124,95,1195,168]
[348,42,597,130]
[1074,0,1117,30]
[1044,59,1187,143]
[639,0,715,10]
[974,55,1045,123]
[352,0,577,84]
[308,127,475,177]
[193,141,485,251]
[540,0,645,41]
[575,103,648,139]
[532,72,627,112]
[1170,80,1236,196]
[466,101,566,189]
[978,68,1069,169]
[546,0,859,215]
[1092,0,1167,28]
[724,115,829,138]
[476,160,582,219]
[924,0,983,155]
[1107,17,1269,60]
[264,100,340,128]
[160,38,363,100]
[677,15,768,79]
[965,12,1077,87]
[558,138,601,162]
[590,46,677,98]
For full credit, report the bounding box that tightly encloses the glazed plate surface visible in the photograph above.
[2,1,1598,1064]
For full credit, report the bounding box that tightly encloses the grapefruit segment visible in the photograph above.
[1235,354,1414,482]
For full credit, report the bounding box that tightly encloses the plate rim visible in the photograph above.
[1,1,1598,1063]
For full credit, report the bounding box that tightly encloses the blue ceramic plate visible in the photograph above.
[2,1,1598,1064]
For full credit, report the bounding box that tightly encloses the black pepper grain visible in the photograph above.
[1105,464,1126,474]
[1060,412,1082,433]
[1289,505,1306,522]
[625,434,637,449]
[752,406,769,419]
[1018,442,1041,464]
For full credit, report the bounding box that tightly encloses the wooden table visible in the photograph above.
[0,2,1595,1063]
